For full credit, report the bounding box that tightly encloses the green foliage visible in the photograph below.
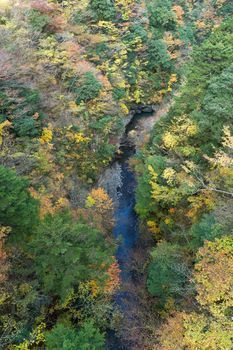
[147,0,176,30]
[0,83,44,137]
[174,18,233,114]
[89,0,116,21]
[217,0,233,16]
[0,165,39,238]
[134,23,233,336]
[46,322,105,350]
[112,87,126,101]
[136,18,233,224]
[72,72,102,104]
[28,9,50,32]
[188,214,223,250]
[0,1,230,349]
[147,242,190,305]
[198,63,233,143]
[147,38,173,72]
[0,274,42,348]
[31,211,114,299]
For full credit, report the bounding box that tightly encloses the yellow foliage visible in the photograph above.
[14,322,46,349]
[55,197,69,210]
[162,167,176,185]
[159,297,176,318]
[162,116,198,149]
[0,120,11,145]
[120,103,129,115]
[89,280,100,298]
[206,126,233,167]
[148,165,158,181]
[147,220,161,235]
[68,100,79,113]
[78,280,100,301]
[74,132,89,143]
[0,226,10,283]
[115,0,133,20]
[133,89,142,103]
[163,131,179,149]
[39,126,53,144]
[186,124,198,136]
[187,191,215,221]
[85,195,96,208]
[164,217,172,225]
[85,188,113,213]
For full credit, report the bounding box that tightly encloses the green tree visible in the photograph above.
[89,0,116,21]
[0,166,39,239]
[147,0,176,30]
[147,242,190,305]
[148,38,173,72]
[188,214,223,250]
[46,322,105,350]
[72,72,102,103]
[32,211,114,299]
[28,9,50,33]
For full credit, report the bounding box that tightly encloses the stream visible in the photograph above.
[100,112,155,350]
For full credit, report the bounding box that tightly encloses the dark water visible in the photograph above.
[106,113,152,350]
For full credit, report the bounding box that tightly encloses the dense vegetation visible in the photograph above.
[136,15,233,349]
[0,0,232,349]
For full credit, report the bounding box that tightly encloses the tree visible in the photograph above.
[89,0,116,21]
[28,9,50,33]
[72,72,102,103]
[156,236,233,350]
[156,311,233,350]
[148,38,173,72]
[188,213,223,250]
[32,211,114,299]
[147,0,176,30]
[192,63,233,147]
[0,166,39,240]
[46,322,105,350]
[194,235,233,317]
[147,242,190,305]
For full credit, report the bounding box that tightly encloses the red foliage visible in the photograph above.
[31,0,57,13]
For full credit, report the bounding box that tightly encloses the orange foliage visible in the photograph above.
[172,5,184,25]
[104,259,121,294]
[76,61,95,76]
[65,42,84,59]
[49,15,67,32]
[29,187,69,218]
[164,33,183,60]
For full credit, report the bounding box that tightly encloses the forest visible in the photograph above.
[0,0,232,349]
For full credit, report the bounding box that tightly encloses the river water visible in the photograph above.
[103,112,154,350]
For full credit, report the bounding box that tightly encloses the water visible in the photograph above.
[106,112,153,350]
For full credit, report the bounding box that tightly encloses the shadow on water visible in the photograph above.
[106,112,153,350]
